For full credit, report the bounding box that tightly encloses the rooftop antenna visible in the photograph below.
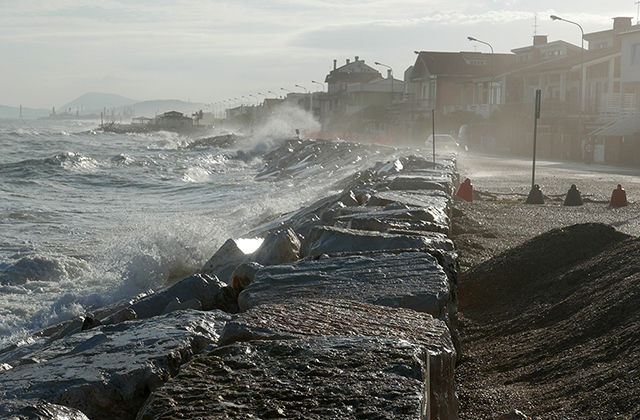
[636,1,640,24]
[533,13,538,36]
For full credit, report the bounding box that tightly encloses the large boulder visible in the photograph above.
[199,238,252,284]
[218,299,458,420]
[4,401,90,420]
[367,189,451,216]
[251,228,300,265]
[238,251,455,322]
[136,336,429,420]
[129,273,235,319]
[0,310,231,420]
[302,225,454,258]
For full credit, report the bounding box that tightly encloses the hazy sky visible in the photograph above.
[2,0,638,108]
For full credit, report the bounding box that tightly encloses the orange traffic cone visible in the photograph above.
[456,178,473,202]
[609,184,628,207]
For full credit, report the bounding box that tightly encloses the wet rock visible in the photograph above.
[0,310,231,420]
[230,261,263,297]
[218,299,458,419]
[252,227,301,265]
[302,225,454,258]
[129,273,235,319]
[7,401,90,420]
[102,307,137,325]
[200,238,251,284]
[238,251,454,321]
[336,214,450,235]
[136,336,429,420]
[388,176,450,193]
[367,190,450,218]
[161,297,203,314]
[80,316,102,331]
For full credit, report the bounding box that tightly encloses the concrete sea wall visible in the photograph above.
[0,139,461,420]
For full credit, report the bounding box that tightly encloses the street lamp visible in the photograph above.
[414,51,437,109]
[374,61,394,101]
[280,88,291,96]
[311,80,325,92]
[467,36,495,116]
[295,84,308,93]
[551,14,584,135]
[268,90,279,98]
[249,94,259,105]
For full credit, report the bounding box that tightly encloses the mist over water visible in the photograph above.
[0,110,397,347]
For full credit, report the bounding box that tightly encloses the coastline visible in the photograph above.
[0,138,462,419]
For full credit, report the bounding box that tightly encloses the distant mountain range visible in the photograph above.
[0,92,209,119]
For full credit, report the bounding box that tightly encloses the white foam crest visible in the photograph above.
[140,131,190,150]
[181,167,211,183]
[0,253,90,286]
[95,211,232,298]
[245,104,321,153]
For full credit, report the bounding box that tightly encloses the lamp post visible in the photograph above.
[468,37,495,148]
[295,84,311,113]
[268,90,279,98]
[551,14,584,136]
[467,37,495,119]
[414,51,437,109]
[311,80,325,92]
[249,94,259,105]
[374,61,394,102]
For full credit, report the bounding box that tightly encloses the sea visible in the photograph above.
[0,108,406,348]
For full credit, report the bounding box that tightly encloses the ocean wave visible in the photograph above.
[0,253,90,286]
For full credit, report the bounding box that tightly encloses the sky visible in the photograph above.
[1,0,638,109]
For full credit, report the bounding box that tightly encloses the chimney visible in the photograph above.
[333,59,337,70]
[346,58,350,64]
[613,17,632,31]
[533,35,548,46]
[387,69,392,79]
[355,56,359,62]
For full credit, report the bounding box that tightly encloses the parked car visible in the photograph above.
[425,134,463,152]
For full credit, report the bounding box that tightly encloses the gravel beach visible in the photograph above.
[452,195,640,419]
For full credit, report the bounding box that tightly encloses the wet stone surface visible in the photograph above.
[136,336,428,420]
[237,251,453,321]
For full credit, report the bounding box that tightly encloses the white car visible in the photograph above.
[425,134,462,152]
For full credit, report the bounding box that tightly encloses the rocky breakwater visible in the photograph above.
[0,138,461,420]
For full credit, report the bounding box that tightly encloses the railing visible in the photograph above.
[598,93,638,122]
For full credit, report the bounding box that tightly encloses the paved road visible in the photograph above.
[457,152,640,203]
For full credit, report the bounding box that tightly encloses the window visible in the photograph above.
[632,43,640,65]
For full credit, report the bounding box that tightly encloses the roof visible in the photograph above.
[501,46,620,77]
[589,113,640,137]
[325,59,381,84]
[159,111,186,118]
[411,51,515,80]
[511,40,580,54]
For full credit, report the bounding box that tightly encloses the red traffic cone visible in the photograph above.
[456,178,473,202]
[610,184,628,207]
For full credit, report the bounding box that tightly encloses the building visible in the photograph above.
[154,111,193,128]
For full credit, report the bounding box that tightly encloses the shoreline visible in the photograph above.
[0,139,463,419]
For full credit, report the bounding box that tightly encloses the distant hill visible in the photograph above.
[58,92,138,114]
[0,93,208,120]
